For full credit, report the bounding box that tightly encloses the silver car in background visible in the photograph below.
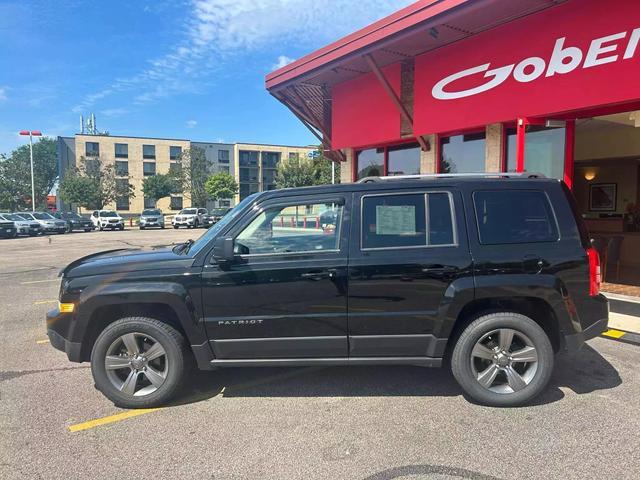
[139,209,165,229]
[0,213,41,236]
[17,212,67,234]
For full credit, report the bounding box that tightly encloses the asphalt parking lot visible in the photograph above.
[1,229,639,480]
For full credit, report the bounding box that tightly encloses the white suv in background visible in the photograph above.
[91,210,125,231]
[172,208,207,229]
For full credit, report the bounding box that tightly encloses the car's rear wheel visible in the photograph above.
[451,312,553,407]
[91,317,189,408]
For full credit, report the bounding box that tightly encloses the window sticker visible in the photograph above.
[375,205,416,235]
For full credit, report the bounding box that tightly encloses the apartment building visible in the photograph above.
[57,134,316,214]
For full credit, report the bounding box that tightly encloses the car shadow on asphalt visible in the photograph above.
[168,344,621,408]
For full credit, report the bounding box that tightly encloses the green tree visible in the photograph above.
[58,156,134,210]
[275,148,340,189]
[204,172,239,201]
[141,174,181,207]
[0,137,58,210]
[172,147,211,207]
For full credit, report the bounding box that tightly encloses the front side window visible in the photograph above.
[143,144,156,160]
[362,192,455,250]
[474,190,559,244]
[440,132,486,173]
[235,201,343,255]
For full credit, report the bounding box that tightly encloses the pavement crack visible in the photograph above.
[0,365,90,382]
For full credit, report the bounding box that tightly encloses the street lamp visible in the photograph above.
[19,130,42,212]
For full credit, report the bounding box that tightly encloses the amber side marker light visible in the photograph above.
[59,302,75,313]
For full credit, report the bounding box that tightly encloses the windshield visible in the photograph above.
[211,208,230,215]
[186,193,260,256]
[13,213,30,220]
[65,212,82,219]
[2,213,21,221]
[33,212,54,220]
[142,209,161,216]
[99,211,118,217]
[179,209,197,215]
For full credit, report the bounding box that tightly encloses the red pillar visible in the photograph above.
[516,118,527,173]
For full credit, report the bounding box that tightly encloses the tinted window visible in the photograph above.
[474,190,559,244]
[236,202,343,255]
[362,194,426,249]
[428,193,455,245]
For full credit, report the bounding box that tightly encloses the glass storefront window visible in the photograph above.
[356,148,384,180]
[387,143,420,176]
[440,132,486,173]
[505,126,565,180]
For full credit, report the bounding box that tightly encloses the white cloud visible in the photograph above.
[272,55,295,70]
[72,0,412,111]
[0,86,7,102]
[186,119,198,128]
[100,108,129,118]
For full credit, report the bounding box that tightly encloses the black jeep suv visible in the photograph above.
[47,174,608,408]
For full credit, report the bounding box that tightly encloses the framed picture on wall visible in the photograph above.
[589,183,617,212]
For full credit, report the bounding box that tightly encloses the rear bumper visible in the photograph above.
[46,309,83,362]
[564,318,608,352]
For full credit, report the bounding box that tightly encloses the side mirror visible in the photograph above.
[212,237,235,263]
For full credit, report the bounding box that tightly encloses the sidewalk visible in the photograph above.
[608,312,640,334]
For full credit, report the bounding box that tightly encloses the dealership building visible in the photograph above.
[267,0,640,291]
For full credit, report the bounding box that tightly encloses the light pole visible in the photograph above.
[19,130,42,212]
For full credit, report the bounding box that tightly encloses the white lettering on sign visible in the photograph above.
[432,28,640,100]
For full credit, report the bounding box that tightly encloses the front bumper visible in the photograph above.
[43,225,67,233]
[141,219,163,227]
[100,222,123,229]
[47,308,83,362]
[0,227,16,237]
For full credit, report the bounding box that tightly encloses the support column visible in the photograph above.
[420,135,437,174]
[340,149,354,183]
[485,123,504,172]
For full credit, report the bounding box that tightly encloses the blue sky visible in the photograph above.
[0,0,412,155]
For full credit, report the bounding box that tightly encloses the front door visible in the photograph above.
[201,194,350,359]
[348,188,472,358]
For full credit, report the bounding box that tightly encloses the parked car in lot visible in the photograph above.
[53,211,94,233]
[172,208,207,229]
[91,210,125,231]
[139,209,165,230]
[204,207,231,227]
[0,216,17,238]
[18,211,67,234]
[0,213,41,236]
[47,173,608,409]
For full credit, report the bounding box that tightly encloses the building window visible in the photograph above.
[85,142,99,157]
[356,148,384,180]
[143,162,156,176]
[116,196,129,211]
[170,196,183,210]
[219,166,230,174]
[143,144,156,160]
[239,150,259,166]
[219,199,231,207]
[218,149,230,163]
[505,126,565,180]
[144,197,156,209]
[169,162,180,175]
[115,143,128,159]
[289,152,299,160]
[169,146,182,160]
[262,151,280,169]
[240,183,260,200]
[440,132,486,173]
[387,143,421,176]
[84,158,100,174]
[115,161,129,176]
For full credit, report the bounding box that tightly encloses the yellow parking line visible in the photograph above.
[36,339,50,344]
[68,408,162,433]
[21,279,59,285]
[602,329,626,339]
[34,299,57,305]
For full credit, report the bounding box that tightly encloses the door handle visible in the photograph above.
[301,269,338,281]
[421,265,457,274]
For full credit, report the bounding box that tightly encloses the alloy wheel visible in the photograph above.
[104,332,168,397]
[470,328,538,394]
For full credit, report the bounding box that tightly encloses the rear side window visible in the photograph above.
[473,190,559,245]
[362,192,456,249]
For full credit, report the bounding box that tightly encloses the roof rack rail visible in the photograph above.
[357,172,547,183]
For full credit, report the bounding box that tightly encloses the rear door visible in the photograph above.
[348,187,472,358]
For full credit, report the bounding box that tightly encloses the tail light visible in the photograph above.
[587,247,601,296]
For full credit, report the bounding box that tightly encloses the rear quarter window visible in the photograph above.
[473,190,559,245]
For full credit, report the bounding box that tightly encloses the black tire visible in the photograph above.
[173,225,179,229]
[140,226,145,230]
[99,226,104,231]
[161,224,165,229]
[84,228,92,232]
[119,225,125,231]
[194,220,199,229]
[66,224,72,233]
[91,317,189,408]
[451,312,553,407]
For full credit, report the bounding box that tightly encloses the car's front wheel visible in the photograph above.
[91,317,189,408]
[451,312,553,407]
